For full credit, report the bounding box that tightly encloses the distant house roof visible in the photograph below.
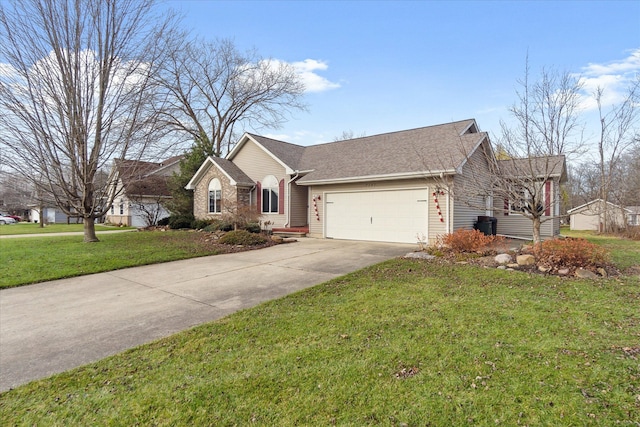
[185,156,254,190]
[115,156,183,198]
[567,199,631,214]
[626,206,640,215]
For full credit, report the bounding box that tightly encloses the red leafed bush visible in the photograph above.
[537,238,610,269]
[437,229,504,254]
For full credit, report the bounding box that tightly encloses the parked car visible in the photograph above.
[0,214,17,224]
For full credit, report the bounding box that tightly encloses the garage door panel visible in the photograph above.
[325,189,428,243]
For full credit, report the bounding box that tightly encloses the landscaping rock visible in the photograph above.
[538,265,552,273]
[575,268,598,279]
[557,268,570,276]
[271,235,284,243]
[282,238,298,243]
[494,253,512,264]
[507,263,520,269]
[597,267,607,277]
[404,252,436,260]
[497,265,507,270]
[516,254,536,266]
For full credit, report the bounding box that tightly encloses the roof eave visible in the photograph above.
[297,169,456,186]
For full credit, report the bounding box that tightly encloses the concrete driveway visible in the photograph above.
[0,238,413,392]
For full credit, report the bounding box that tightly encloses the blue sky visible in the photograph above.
[170,1,639,147]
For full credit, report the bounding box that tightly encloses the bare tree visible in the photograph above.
[593,78,640,232]
[157,38,307,157]
[488,59,585,244]
[0,0,177,241]
[334,130,367,141]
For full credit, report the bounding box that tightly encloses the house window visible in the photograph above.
[110,205,114,215]
[261,175,279,214]
[506,181,547,216]
[208,178,222,213]
[119,201,124,215]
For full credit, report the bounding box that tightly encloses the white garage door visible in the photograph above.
[325,189,428,243]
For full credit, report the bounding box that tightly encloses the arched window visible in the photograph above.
[208,178,222,213]
[261,175,279,213]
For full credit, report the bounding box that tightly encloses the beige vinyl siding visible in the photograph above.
[307,178,445,242]
[289,181,308,227]
[452,139,494,232]
[496,214,554,238]
[232,139,288,227]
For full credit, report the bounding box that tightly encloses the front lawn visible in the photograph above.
[1,260,638,425]
[562,228,640,271]
[0,222,132,235]
[0,230,269,289]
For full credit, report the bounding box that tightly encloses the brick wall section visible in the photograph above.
[193,167,240,220]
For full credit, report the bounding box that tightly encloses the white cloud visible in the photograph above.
[0,63,19,79]
[575,48,640,111]
[292,59,341,93]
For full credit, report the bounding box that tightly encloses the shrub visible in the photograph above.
[537,237,610,269]
[219,230,268,246]
[437,228,503,254]
[205,219,234,232]
[243,222,261,233]
[168,214,195,229]
[157,217,170,226]
[192,219,212,230]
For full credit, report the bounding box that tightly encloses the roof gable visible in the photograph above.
[567,199,631,214]
[185,156,254,190]
[227,133,305,174]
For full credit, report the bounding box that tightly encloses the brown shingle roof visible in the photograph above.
[497,155,567,182]
[210,157,254,187]
[296,119,487,184]
[115,156,182,197]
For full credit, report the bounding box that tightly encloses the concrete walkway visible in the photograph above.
[0,238,414,392]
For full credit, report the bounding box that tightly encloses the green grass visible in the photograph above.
[0,222,132,235]
[0,231,228,288]
[562,228,640,270]
[1,261,638,425]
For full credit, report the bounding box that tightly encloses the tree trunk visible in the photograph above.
[532,216,542,247]
[83,217,99,243]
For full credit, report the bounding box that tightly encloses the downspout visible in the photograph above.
[446,190,451,233]
[285,172,300,228]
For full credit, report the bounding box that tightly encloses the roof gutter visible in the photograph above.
[296,169,456,186]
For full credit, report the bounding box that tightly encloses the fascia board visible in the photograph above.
[185,157,214,190]
[296,170,456,186]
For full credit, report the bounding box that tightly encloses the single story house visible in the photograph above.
[105,156,182,227]
[626,206,640,227]
[568,199,631,231]
[186,119,566,244]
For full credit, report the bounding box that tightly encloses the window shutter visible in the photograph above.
[256,182,262,214]
[504,198,509,216]
[545,181,551,216]
[278,179,285,214]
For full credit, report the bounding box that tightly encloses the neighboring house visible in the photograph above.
[28,206,78,224]
[626,206,640,227]
[567,199,630,231]
[105,156,182,227]
[186,119,566,244]
[496,156,567,239]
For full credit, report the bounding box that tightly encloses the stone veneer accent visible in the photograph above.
[193,166,251,219]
